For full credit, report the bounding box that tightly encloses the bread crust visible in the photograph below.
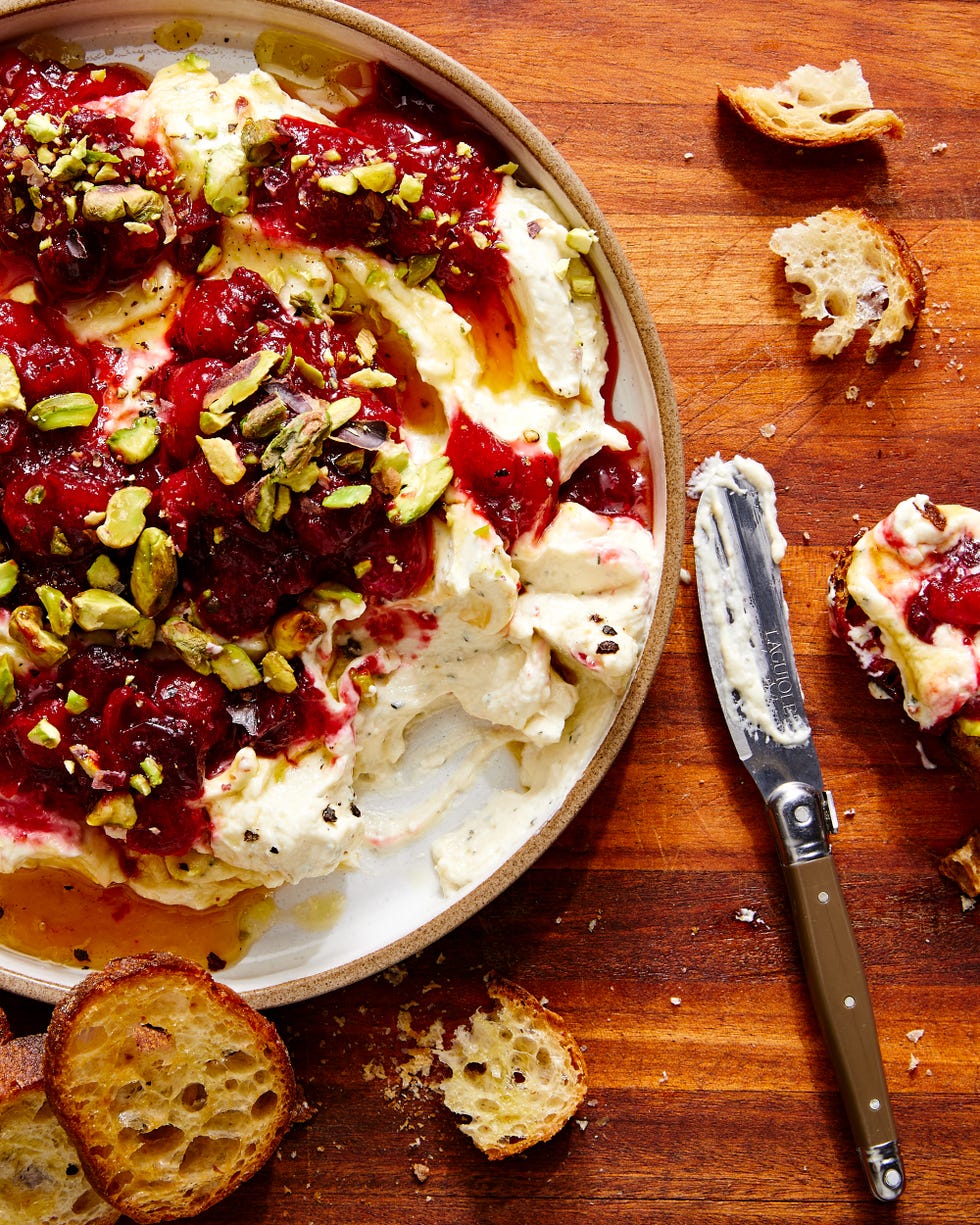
[719,60,904,146]
[43,952,300,1225]
[0,1003,13,1045]
[0,1034,120,1225]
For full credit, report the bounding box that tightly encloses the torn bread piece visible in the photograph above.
[0,1033,120,1225]
[770,206,925,360]
[719,59,904,145]
[43,952,303,1225]
[941,828,980,898]
[436,977,587,1159]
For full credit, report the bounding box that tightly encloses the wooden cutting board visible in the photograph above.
[2,1,977,1222]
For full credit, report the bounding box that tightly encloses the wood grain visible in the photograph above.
[2,1,979,1222]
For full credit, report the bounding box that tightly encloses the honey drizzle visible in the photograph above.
[0,867,273,972]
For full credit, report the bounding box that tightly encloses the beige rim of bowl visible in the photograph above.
[0,0,684,1006]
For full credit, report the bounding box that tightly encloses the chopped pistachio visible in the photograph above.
[96,485,152,549]
[373,441,453,526]
[239,115,281,164]
[0,354,26,413]
[566,227,596,254]
[159,617,217,674]
[24,111,60,142]
[318,171,358,195]
[404,252,439,288]
[397,173,424,203]
[197,408,235,436]
[326,396,362,432]
[24,486,45,505]
[322,484,372,509]
[35,584,73,636]
[141,756,164,787]
[130,773,152,796]
[242,476,278,533]
[271,609,326,658]
[260,406,332,483]
[546,431,562,457]
[130,527,177,618]
[293,356,325,388]
[117,614,156,650]
[239,396,287,440]
[65,689,89,714]
[0,558,18,597]
[86,793,138,830]
[28,717,61,749]
[196,244,222,275]
[212,643,263,690]
[49,528,73,557]
[72,589,141,631]
[86,554,123,591]
[81,183,164,224]
[352,161,397,193]
[28,392,99,432]
[311,582,363,605]
[347,368,397,390]
[571,274,596,298]
[202,350,279,416]
[107,415,160,463]
[261,650,298,694]
[0,656,15,709]
[9,605,69,667]
[278,460,322,493]
[197,435,246,485]
[353,558,372,579]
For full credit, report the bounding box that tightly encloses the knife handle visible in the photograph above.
[782,851,905,1203]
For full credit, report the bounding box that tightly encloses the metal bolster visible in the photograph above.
[765,781,837,866]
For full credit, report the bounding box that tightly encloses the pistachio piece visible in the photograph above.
[351,161,397,193]
[260,405,332,483]
[28,392,99,432]
[96,485,152,549]
[107,415,160,463]
[117,615,157,650]
[49,527,73,557]
[347,367,397,390]
[130,526,177,617]
[212,643,263,690]
[86,793,138,830]
[35,584,73,636]
[86,554,123,592]
[197,435,246,485]
[65,689,89,714]
[28,717,61,749]
[0,354,26,413]
[159,617,217,675]
[242,476,278,533]
[203,349,280,416]
[404,252,439,288]
[373,441,453,526]
[397,173,424,204]
[81,183,164,224]
[197,408,234,436]
[239,395,288,440]
[130,772,152,797]
[326,396,362,433]
[278,460,321,493]
[141,755,164,787]
[0,656,16,709]
[271,609,326,658]
[24,111,61,143]
[0,558,19,597]
[261,649,298,694]
[318,171,358,196]
[240,116,282,165]
[9,605,69,667]
[321,484,372,509]
[72,589,141,632]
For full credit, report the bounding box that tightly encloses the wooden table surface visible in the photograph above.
[3,1,979,1221]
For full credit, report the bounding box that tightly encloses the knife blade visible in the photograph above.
[692,454,905,1204]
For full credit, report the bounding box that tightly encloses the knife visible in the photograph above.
[692,454,905,1204]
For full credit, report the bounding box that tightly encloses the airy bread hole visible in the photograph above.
[179,1133,242,1174]
[536,1047,554,1067]
[31,1100,53,1124]
[463,1061,487,1077]
[74,1025,108,1055]
[72,1189,104,1214]
[207,1108,248,1131]
[180,1082,208,1111]
[222,1049,258,1073]
[113,1080,145,1109]
[134,1123,185,1159]
[251,1089,280,1120]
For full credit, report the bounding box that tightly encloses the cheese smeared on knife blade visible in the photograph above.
[690,453,809,747]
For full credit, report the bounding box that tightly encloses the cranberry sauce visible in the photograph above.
[906,536,980,642]
[250,66,508,295]
[562,420,652,529]
[0,52,214,298]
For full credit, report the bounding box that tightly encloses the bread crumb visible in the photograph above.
[669,996,682,1007]
[412,1163,430,1183]
[931,142,948,154]
[906,1028,925,1043]
[734,907,757,923]
[759,422,776,439]
[683,151,694,160]
[845,385,860,401]
[908,1053,919,1072]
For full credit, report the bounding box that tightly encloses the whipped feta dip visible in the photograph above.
[0,47,661,916]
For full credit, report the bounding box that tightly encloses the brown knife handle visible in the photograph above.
[782,852,905,1202]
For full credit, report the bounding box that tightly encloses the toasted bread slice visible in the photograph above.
[436,977,587,1160]
[43,952,299,1225]
[719,60,904,146]
[770,206,925,360]
[0,1033,120,1225]
[0,1003,12,1045]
